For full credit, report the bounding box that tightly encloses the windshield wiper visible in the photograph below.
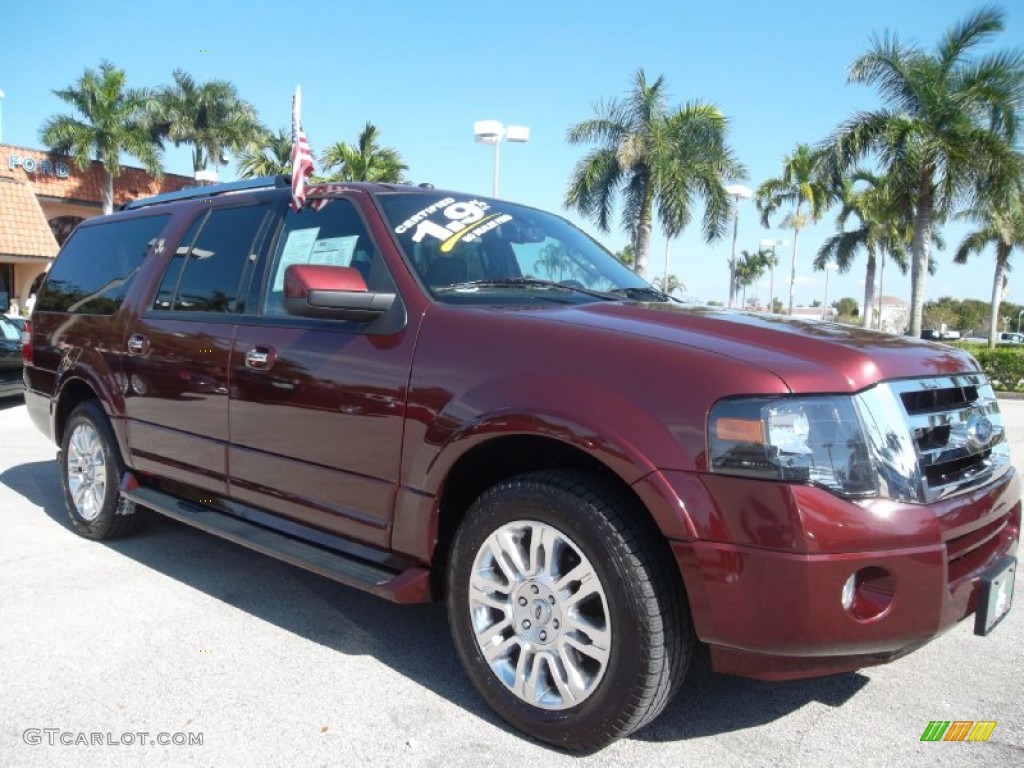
[606,286,674,302]
[434,278,617,301]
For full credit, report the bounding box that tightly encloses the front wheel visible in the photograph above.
[60,401,150,540]
[447,470,692,751]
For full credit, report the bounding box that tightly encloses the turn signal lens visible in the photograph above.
[714,417,764,443]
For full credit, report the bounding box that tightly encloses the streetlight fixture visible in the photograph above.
[725,184,752,308]
[760,238,789,313]
[473,120,530,197]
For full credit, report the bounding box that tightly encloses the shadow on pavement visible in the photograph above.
[638,644,869,742]
[2,456,870,748]
[0,395,26,411]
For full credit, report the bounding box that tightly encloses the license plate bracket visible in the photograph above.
[974,556,1016,636]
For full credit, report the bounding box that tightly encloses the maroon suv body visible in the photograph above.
[23,178,1019,750]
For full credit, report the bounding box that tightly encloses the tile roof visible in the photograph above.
[1,144,196,206]
[0,177,58,259]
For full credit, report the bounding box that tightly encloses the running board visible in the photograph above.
[121,482,431,603]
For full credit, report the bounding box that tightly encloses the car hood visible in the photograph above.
[529,301,979,394]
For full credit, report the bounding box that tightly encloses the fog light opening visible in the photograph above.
[841,566,895,621]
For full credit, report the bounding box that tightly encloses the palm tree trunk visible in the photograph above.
[877,253,887,331]
[101,168,114,215]
[988,246,1009,350]
[908,174,934,337]
[862,254,877,329]
[728,205,739,308]
[787,228,800,316]
[633,179,655,278]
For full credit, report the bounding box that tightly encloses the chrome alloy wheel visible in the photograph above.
[66,422,107,522]
[468,520,611,710]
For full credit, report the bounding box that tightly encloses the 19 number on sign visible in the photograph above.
[410,201,491,244]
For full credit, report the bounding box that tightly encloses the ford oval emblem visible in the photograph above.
[967,412,995,449]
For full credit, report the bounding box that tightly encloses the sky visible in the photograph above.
[1,0,1022,310]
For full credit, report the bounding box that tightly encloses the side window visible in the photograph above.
[153,204,269,313]
[152,213,206,310]
[35,214,170,314]
[262,198,393,315]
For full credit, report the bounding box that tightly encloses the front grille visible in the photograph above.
[888,374,1010,502]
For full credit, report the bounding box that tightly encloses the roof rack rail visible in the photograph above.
[121,175,290,211]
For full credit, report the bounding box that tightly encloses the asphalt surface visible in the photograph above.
[0,396,1022,767]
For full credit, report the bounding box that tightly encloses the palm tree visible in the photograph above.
[534,243,570,280]
[237,128,292,178]
[40,61,162,215]
[565,69,744,278]
[823,7,1024,336]
[954,187,1024,348]
[152,70,263,174]
[652,274,685,296]
[613,243,635,268]
[814,171,910,329]
[734,248,771,309]
[755,144,831,315]
[321,122,407,183]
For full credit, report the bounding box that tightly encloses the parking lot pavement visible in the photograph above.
[0,396,1022,767]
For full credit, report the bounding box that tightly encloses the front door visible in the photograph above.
[229,196,415,547]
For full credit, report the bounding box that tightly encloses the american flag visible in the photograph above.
[290,127,314,212]
[290,85,315,211]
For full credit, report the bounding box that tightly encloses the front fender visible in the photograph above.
[422,372,695,489]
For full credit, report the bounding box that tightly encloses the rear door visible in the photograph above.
[122,202,273,495]
[228,195,415,547]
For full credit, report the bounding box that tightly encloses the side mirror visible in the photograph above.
[283,264,396,322]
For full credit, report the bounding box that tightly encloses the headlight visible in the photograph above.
[708,395,878,498]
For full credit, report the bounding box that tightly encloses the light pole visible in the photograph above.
[725,184,751,308]
[760,238,788,313]
[822,263,838,320]
[0,89,5,144]
[1017,309,1023,333]
[473,120,530,197]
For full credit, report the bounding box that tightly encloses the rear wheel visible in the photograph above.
[60,401,150,540]
[447,470,692,752]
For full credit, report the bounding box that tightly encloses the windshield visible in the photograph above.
[0,317,21,341]
[377,192,656,304]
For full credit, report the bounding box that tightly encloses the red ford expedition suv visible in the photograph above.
[23,177,1019,751]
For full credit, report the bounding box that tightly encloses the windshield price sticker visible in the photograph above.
[395,199,513,252]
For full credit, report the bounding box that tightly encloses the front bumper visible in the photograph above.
[655,468,1021,680]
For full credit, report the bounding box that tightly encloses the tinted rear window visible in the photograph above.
[36,215,170,314]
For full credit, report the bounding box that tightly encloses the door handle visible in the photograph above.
[127,334,150,356]
[245,346,276,371]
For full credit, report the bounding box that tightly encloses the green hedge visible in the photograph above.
[951,343,1024,391]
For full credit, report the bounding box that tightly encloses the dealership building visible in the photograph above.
[0,143,195,313]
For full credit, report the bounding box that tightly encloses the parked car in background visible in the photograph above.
[920,329,961,341]
[0,315,24,398]
[959,332,1024,345]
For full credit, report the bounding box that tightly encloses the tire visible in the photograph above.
[60,400,151,540]
[446,470,692,752]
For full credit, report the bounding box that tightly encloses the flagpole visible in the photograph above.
[292,85,302,140]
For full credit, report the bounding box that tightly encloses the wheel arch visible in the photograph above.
[54,377,103,447]
[428,432,692,600]
[53,376,131,469]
